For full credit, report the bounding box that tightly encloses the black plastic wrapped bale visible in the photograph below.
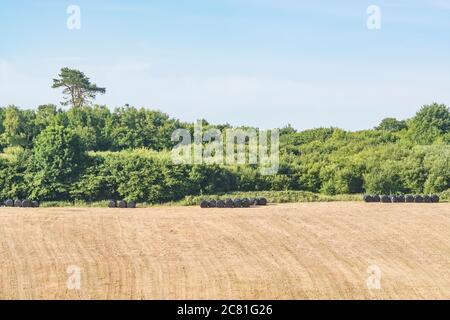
[431,195,440,203]
[117,200,127,208]
[32,200,40,208]
[397,195,405,203]
[405,195,415,203]
[127,201,137,209]
[233,199,243,208]
[5,199,14,207]
[414,195,424,203]
[208,200,217,208]
[372,195,381,202]
[381,195,390,203]
[216,200,225,208]
[22,199,32,208]
[363,195,373,203]
[200,200,209,208]
[108,200,116,208]
[249,198,257,206]
[257,197,268,206]
[241,198,251,208]
[14,199,22,207]
[390,196,399,203]
[424,195,432,203]
[225,199,234,208]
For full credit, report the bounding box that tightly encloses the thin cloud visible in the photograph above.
[51,57,84,62]
[431,0,450,10]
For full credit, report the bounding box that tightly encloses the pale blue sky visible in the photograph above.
[1,0,450,130]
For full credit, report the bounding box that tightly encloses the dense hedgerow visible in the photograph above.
[0,103,449,203]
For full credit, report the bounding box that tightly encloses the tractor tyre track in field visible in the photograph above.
[0,202,449,299]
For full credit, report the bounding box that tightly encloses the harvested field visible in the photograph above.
[0,202,450,300]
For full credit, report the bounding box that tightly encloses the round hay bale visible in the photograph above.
[372,195,381,202]
[414,195,424,203]
[127,201,137,209]
[200,200,209,208]
[233,199,243,208]
[257,197,268,206]
[363,195,373,203]
[22,199,32,208]
[14,199,22,207]
[431,195,440,203]
[117,200,127,208]
[225,199,234,208]
[216,200,225,208]
[381,195,390,203]
[249,198,257,206]
[424,195,432,203]
[396,195,405,203]
[390,195,399,203]
[208,200,217,208]
[32,200,40,208]
[405,195,415,203]
[5,199,14,207]
[241,198,251,208]
[108,200,116,208]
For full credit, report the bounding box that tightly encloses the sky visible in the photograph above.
[1,0,450,130]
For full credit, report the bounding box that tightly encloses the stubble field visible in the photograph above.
[0,202,449,300]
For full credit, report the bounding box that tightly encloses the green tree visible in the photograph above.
[408,103,450,144]
[52,68,106,108]
[59,105,113,151]
[279,124,297,135]
[110,106,183,151]
[375,117,407,132]
[0,148,30,199]
[28,125,86,200]
[35,104,58,132]
[363,166,405,194]
[0,105,36,148]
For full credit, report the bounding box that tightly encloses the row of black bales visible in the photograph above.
[3,199,40,208]
[364,194,440,203]
[108,200,137,208]
[200,198,268,208]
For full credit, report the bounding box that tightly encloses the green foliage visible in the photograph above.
[64,149,235,203]
[0,105,36,149]
[408,103,450,144]
[376,117,407,132]
[35,104,59,131]
[440,189,450,202]
[180,191,362,206]
[0,157,26,199]
[27,125,86,200]
[52,68,106,108]
[363,168,403,194]
[110,106,184,151]
[0,103,449,204]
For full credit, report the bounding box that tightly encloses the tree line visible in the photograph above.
[0,102,448,203]
[0,68,449,203]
